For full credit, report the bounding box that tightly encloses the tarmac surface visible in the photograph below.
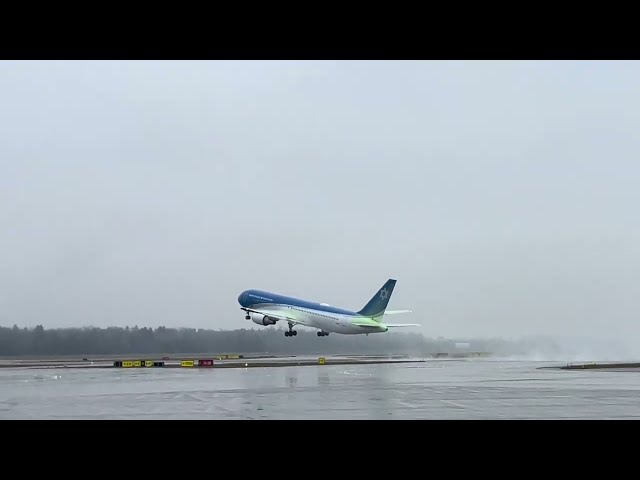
[2,357,640,419]
[0,353,423,369]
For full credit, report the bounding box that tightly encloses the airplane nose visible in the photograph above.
[238,291,247,306]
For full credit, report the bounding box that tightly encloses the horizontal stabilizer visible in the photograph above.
[383,310,412,315]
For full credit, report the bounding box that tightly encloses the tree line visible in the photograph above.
[0,324,528,357]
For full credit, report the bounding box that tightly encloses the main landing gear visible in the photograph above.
[285,322,297,337]
[317,331,329,337]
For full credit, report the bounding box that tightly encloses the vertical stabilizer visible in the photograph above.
[357,279,396,320]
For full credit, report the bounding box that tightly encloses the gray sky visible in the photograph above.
[1,60,639,345]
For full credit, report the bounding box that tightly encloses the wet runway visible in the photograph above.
[2,359,640,419]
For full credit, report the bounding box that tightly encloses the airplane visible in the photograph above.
[237,278,420,337]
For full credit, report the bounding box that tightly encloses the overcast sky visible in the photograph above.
[1,60,639,345]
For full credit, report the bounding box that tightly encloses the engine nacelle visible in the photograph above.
[252,314,277,326]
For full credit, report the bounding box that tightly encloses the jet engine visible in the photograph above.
[252,314,277,326]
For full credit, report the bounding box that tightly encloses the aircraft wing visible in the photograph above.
[240,307,303,325]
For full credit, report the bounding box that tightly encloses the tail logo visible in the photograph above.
[379,288,389,300]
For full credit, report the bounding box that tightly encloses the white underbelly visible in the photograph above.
[309,313,361,334]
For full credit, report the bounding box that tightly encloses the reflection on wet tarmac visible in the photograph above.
[2,360,640,419]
